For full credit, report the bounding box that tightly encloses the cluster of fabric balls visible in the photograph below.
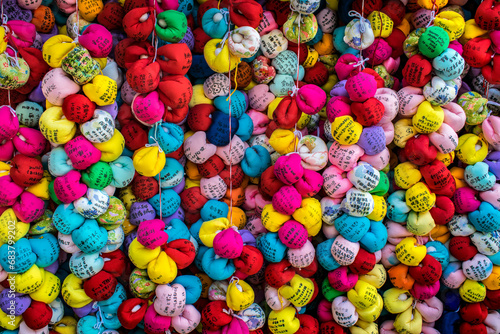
[1,0,500,332]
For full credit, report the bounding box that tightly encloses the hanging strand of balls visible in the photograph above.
[148,0,164,220]
[348,0,370,69]
[224,0,235,225]
[290,2,302,152]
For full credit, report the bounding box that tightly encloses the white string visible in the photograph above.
[93,306,104,330]
[73,0,80,37]
[348,10,366,33]
[219,8,229,24]
[226,6,234,225]
[353,57,370,67]
[289,3,301,97]
[5,46,20,68]
[426,10,436,28]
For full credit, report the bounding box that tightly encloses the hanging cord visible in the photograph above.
[93,306,104,330]
[5,45,20,68]
[369,10,384,67]
[151,0,159,62]
[225,3,234,226]
[146,122,164,220]
[289,3,302,152]
[73,0,81,38]
[349,0,366,68]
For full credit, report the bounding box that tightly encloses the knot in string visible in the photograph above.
[219,8,230,23]
[348,10,366,33]
[5,45,20,68]
[353,57,370,68]
[93,306,104,330]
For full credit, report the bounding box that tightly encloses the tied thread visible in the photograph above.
[152,0,159,62]
[349,0,366,68]
[93,306,104,330]
[289,3,302,152]
[225,2,234,226]
[73,0,80,38]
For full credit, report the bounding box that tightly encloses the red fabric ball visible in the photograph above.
[265,260,296,288]
[381,0,405,26]
[180,187,208,213]
[287,42,309,65]
[84,271,118,301]
[352,0,383,16]
[484,289,500,309]
[234,245,265,276]
[459,302,488,325]
[117,103,134,127]
[303,62,329,86]
[430,176,456,198]
[193,27,212,54]
[294,257,319,278]
[449,236,478,262]
[164,239,196,269]
[403,135,437,166]
[102,249,127,277]
[117,298,148,330]
[10,154,44,187]
[362,68,386,89]
[460,323,487,334]
[296,314,320,334]
[126,59,161,94]
[259,166,285,199]
[351,98,385,126]
[114,38,137,68]
[386,28,406,59]
[165,145,184,160]
[408,254,442,285]
[230,0,263,28]
[23,301,52,330]
[62,94,95,123]
[97,2,125,30]
[463,37,494,68]
[475,0,500,30]
[124,42,155,69]
[123,7,155,41]
[198,155,225,178]
[157,43,192,76]
[158,75,193,110]
[201,301,233,331]
[220,164,245,188]
[122,120,148,151]
[163,105,189,124]
[123,0,148,12]
[421,160,454,190]
[402,55,433,87]
[16,48,50,95]
[349,248,376,275]
[430,196,455,225]
[132,175,159,201]
[273,96,301,129]
[187,104,216,132]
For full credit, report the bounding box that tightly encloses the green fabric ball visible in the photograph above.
[370,172,390,196]
[129,268,157,299]
[97,196,126,227]
[48,181,62,205]
[29,211,56,235]
[155,10,188,42]
[322,278,345,302]
[82,162,113,190]
[418,26,449,58]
